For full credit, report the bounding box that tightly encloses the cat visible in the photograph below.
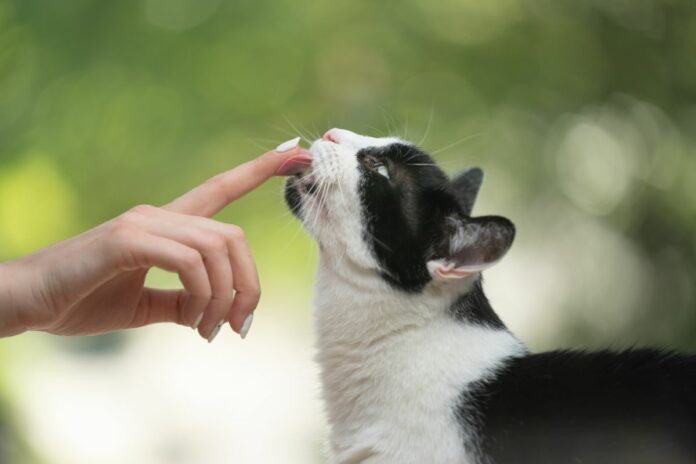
[284,128,696,464]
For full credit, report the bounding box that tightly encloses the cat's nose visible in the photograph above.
[323,129,339,143]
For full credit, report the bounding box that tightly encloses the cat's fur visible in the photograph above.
[284,128,696,464]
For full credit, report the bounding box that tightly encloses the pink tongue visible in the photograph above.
[275,152,313,176]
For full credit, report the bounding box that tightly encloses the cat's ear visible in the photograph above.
[451,167,483,216]
[428,215,515,281]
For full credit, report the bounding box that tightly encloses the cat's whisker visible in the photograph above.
[247,138,274,152]
[269,124,298,138]
[271,123,312,145]
[306,177,330,235]
[282,115,315,145]
[257,208,295,225]
[315,178,333,229]
[367,124,386,137]
[249,136,287,144]
[383,108,405,139]
[310,122,322,142]
[361,227,393,253]
[276,215,299,238]
[402,151,423,163]
[417,105,436,148]
[380,108,394,137]
[404,111,410,139]
[429,132,484,155]
[287,221,308,252]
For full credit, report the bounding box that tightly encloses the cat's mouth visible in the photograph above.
[293,172,319,195]
[287,147,320,196]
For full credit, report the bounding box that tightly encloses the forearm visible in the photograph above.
[0,261,28,337]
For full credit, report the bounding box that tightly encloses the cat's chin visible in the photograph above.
[295,173,319,195]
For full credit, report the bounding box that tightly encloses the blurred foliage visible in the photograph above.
[0,403,42,464]
[1,0,696,462]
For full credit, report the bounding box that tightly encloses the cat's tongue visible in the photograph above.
[275,150,313,176]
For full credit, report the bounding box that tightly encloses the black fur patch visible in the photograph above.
[357,143,462,292]
[448,278,505,329]
[460,349,696,464]
[284,176,303,218]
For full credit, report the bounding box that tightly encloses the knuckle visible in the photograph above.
[200,288,213,300]
[227,225,246,242]
[191,289,212,302]
[114,211,137,227]
[216,291,235,305]
[110,221,138,240]
[114,204,155,229]
[200,232,227,254]
[181,248,203,268]
[247,284,261,303]
[130,204,156,215]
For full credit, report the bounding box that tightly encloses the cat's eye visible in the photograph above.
[365,156,390,180]
[374,162,390,180]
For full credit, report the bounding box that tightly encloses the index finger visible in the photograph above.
[164,144,311,218]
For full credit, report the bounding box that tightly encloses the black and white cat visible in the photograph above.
[284,128,696,464]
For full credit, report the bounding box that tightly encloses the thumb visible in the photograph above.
[131,288,191,328]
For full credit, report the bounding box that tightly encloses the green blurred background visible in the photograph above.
[1,0,696,462]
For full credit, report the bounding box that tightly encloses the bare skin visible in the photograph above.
[0,143,310,342]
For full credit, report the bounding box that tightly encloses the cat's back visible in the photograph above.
[463,349,696,464]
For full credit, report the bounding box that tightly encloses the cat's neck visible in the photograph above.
[313,254,527,463]
[313,254,517,344]
[314,255,453,346]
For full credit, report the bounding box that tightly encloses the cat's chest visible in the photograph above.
[317,312,525,464]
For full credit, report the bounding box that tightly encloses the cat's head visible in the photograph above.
[285,128,514,293]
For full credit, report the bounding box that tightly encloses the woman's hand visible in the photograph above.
[0,141,309,342]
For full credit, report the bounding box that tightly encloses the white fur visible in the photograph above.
[298,129,526,464]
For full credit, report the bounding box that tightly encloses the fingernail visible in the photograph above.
[192,312,204,330]
[240,313,254,339]
[275,136,301,152]
[207,321,224,343]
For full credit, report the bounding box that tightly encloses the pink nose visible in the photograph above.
[323,129,338,143]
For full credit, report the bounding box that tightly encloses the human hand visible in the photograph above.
[0,138,311,342]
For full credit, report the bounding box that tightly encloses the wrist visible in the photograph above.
[0,261,29,337]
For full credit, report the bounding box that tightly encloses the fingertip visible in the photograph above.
[239,313,254,339]
[270,144,308,160]
[272,147,313,177]
[275,136,301,152]
[229,311,254,339]
[228,310,245,333]
[228,303,254,332]
[253,145,301,174]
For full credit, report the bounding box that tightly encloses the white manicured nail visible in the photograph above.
[276,137,301,152]
[207,321,224,343]
[192,312,204,330]
[240,313,254,339]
